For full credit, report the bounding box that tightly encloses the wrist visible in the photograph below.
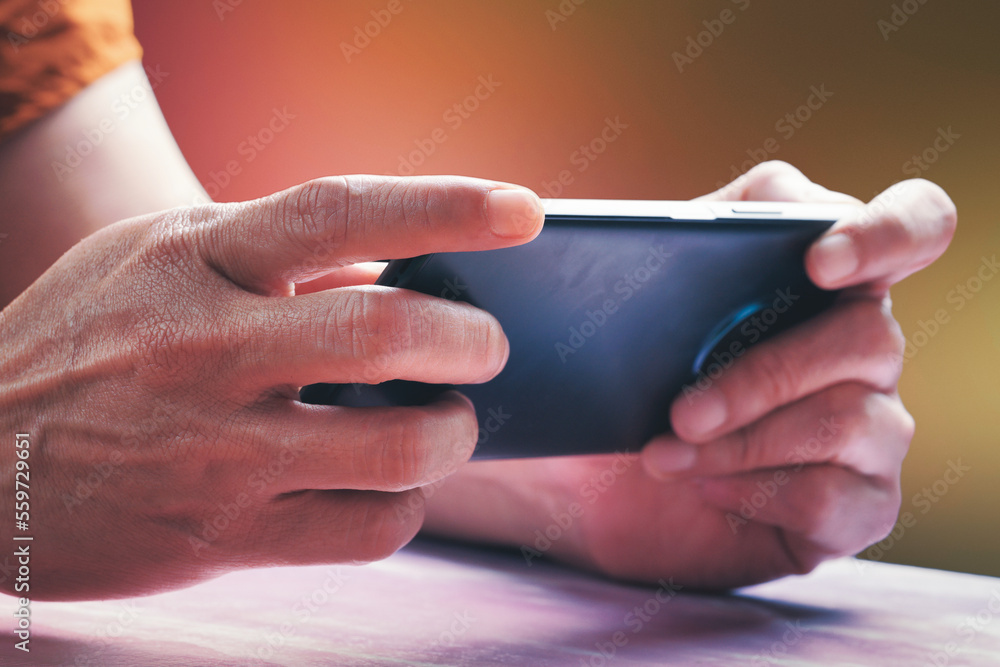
[421,457,591,565]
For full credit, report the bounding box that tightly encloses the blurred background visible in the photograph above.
[133,1,999,577]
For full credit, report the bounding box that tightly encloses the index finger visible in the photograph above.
[199,175,544,295]
[805,179,957,291]
[696,160,863,206]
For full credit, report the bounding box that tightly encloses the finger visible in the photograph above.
[644,384,913,481]
[806,179,957,290]
[697,161,863,205]
[238,391,478,493]
[240,488,425,568]
[295,262,386,294]
[671,296,904,441]
[232,285,509,387]
[693,466,900,561]
[200,175,544,295]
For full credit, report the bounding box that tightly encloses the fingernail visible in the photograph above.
[676,390,727,438]
[812,233,859,285]
[644,442,698,479]
[486,189,543,238]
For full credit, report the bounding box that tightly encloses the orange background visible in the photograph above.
[133,1,1000,576]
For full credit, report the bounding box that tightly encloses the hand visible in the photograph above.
[422,161,956,589]
[0,175,543,600]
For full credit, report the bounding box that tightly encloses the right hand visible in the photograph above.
[0,176,543,600]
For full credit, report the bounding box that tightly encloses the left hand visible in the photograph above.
[421,161,957,588]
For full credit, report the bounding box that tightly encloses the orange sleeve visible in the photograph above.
[0,0,142,141]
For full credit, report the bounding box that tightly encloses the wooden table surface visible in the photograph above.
[3,538,999,666]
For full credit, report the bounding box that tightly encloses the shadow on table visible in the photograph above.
[2,537,854,667]
[394,538,852,666]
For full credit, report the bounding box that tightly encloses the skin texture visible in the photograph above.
[0,64,957,599]
[0,174,544,600]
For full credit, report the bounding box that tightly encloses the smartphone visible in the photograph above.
[300,199,854,460]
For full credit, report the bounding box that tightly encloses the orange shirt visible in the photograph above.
[0,0,141,141]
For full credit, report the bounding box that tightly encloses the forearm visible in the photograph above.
[0,61,207,309]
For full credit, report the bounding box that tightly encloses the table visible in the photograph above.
[4,538,1000,666]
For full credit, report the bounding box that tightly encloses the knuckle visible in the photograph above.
[912,178,958,226]
[805,475,842,531]
[913,180,959,258]
[747,160,798,181]
[833,388,912,469]
[280,177,350,262]
[139,209,218,283]
[350,492,421,563]
[844,299,907,387]
[881,310,908,382]
[878,393,916,446]
[290,178,336,236]
[746,347,800,406]
[873,486,904,540]
[830,388,875,446]
[360,412,433,491]
[333,290,419,380]
[453,304,505,381]
[743,160,802,193]
[732,427,761,472]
